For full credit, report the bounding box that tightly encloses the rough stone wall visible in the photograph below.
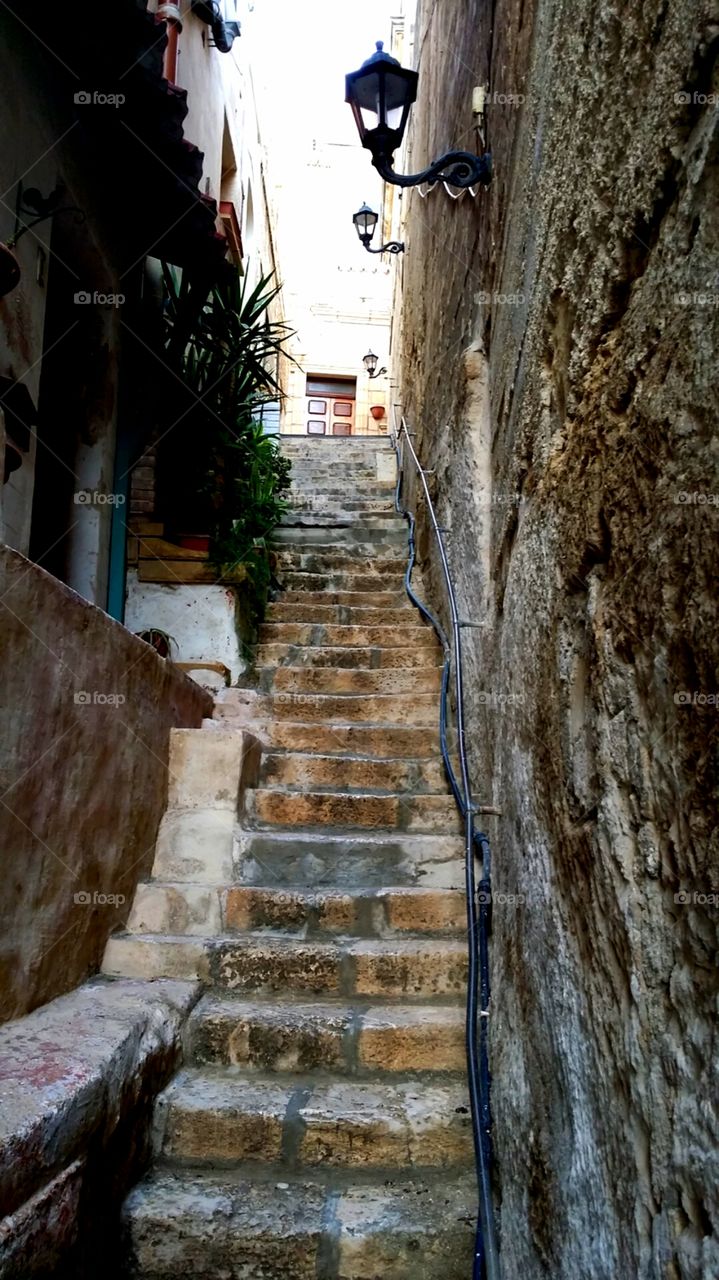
[397,1,718,1276]
[0,547,212,1021]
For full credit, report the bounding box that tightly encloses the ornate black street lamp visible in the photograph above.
[352,203,404,256]
[363,349,387,379]
[346,42,492,189]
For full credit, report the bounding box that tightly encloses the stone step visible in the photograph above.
[259,665,442,696]
[256,642,442,670]
[281,438,392,451]
[103,933,468,997]
[260,750,447,792]
[236,828,465,888]
[275,588,410,608]
[264,601,423,626]
[157,1069,472,1170]
[279,513,404,529]
[225,885,466,936]
[273,550,407,574]
[247,788,462,835]
[223,720,441,759]
[277,571,408,594]
[127,882,465,940]
[272,525,407,548]
[287,502,395,518]
[214,689,439,726]
[186,993,466,1074]
[258,621,436,649]
[287,482,395,498]
[123,1167,475,1278]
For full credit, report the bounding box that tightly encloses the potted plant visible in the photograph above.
[135,627,176,659]
[177,533,211,552]
[158,265,294,620]
[370,404,386,421]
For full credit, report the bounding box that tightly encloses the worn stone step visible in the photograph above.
[260,750,447,793]
[236,828,465,889]
[157,1069,472,1170]
[214,688,438,727]
[186,994,466,1074]
[126,883,465,940]
[281,439,392,451]
[123,1167,475,1278]
[265,600,425,626]
[224,885,465,937]
[272,525,407,548]
[260,665,442,696]
[258,621,436,649]
[279,512,404,529]
[277,571,408,594]
[287,505,397,522]
[247,789,462,835]
[210,935,468,997]
[269,529,404,555]
[256,642,442,670]
[227,720,441,759]
[287,484,395,500]
[276,587,410,608]
[273,550,407,574]
[103,934,468,996]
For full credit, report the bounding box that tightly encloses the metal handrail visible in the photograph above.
[390,408,500,1280]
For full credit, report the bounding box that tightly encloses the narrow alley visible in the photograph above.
[0,1,716,1279]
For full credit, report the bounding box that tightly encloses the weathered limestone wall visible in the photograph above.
[0,547,212,1021]
[397,1,718,1276]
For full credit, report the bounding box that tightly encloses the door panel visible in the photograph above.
[306,395,355,435]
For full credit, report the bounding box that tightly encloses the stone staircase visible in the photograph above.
[104,436,475,1277]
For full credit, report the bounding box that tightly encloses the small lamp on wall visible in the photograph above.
[352,203,404,256]
[363,349,387,380]
[346,42,492,190]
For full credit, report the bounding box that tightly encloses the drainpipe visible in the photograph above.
[157,3,183,83]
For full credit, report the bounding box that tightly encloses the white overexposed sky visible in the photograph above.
[249,0,403,150]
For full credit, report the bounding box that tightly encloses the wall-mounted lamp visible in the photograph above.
[190,0,241,52]
[346,42,492,190]
[353,203,404,256]
[0,184,85,298]
[363,349,387,379]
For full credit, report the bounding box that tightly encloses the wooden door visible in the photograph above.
[306,396,355,435]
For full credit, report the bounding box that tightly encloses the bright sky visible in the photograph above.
[250,0,401,150]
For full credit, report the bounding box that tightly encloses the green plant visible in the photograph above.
[159,265,295,620]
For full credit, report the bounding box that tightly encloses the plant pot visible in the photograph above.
[0,244,21,298]
[178,533,211,552]
[135,628,175,659]
[370,405,386,421]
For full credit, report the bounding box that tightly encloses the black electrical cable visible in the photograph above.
[391,418,500,1280]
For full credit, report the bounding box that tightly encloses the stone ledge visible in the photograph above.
[0,976,198,1244]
